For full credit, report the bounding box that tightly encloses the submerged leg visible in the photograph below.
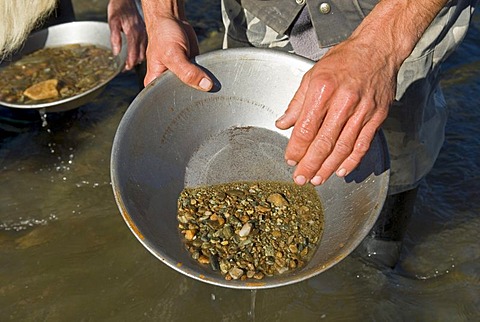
[354,188,419,269]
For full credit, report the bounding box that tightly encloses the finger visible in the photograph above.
[137,35,147,64]
[125,33,140,70]
[335,120,378,178]
[167,51,213,91]
[109,19,122,56]
[275,75,308,130]
[283,79,334,169]
[309,109,367,185]
[143,46,213,91]
[144,57,168,86]
[291,91,360,185]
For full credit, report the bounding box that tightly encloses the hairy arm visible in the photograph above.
[276,0,448,185]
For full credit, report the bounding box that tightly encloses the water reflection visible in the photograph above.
[0,2,479,321]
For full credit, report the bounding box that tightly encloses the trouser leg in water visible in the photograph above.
[354,188,419,268]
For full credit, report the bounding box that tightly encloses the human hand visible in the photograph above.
[275,38,395,186]
[274,0,450,186]
[107,0,147,70]
[141,6,212,90]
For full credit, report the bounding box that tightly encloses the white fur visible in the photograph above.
[0,0,57,59]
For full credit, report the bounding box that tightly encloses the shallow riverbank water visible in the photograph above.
[0,1,479,321]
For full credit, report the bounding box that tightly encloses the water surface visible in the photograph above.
[0,1,479,321]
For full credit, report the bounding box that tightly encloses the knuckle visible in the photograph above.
[303,72,336,96]
[342,137,373,166]
[370,107,388,123]
[180,66,198,84]
[321,158,339,173]
[294,125,316,145]
[339,88,361,106]
[165,48,180,62]
[311,73,335,87]
[334,138,353,156]
[354,137,371,154]
[346,154,362,165]
[312,136,334,152]
[299,161,320,176]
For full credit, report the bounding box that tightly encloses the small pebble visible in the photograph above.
[238,223,252,237]
[185,230,196,241]
[228,266,244,280]
[177,181,324,281]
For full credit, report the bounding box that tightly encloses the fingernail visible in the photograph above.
[337,168,347,177]
[287,159,297,166]
[112,46,120,56]
[311,176,323,185]
[276,114,286,123]
[294,175,307,185]
[199,77,212,90]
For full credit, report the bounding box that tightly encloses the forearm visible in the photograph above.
[141,0,186,23]
[349,0,448,69]
[108,0,140,14]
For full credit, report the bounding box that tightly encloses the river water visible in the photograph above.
[1,1,479,321]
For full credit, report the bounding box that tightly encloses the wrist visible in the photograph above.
[349,0,447,70]
[141,0,186,21]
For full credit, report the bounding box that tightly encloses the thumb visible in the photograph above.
[169,53,213,91]
[144,51,213,91]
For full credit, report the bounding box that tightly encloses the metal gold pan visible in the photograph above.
[0,21,127,113]
[111,48,390,289]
